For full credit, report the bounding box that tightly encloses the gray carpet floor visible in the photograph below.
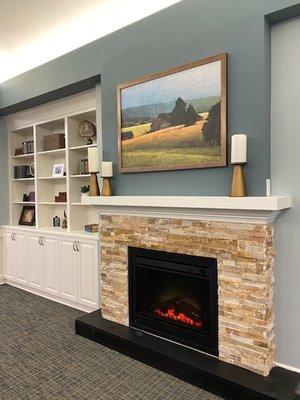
[0,284,223,400]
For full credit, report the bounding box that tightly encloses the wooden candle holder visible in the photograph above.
[102,177,112,196]
[230,164,247,197]
[89,173,100,196]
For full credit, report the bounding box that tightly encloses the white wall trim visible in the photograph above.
[6,281,94,313]
[82,195,292,224]
[271,17,300,374]
[82,195,292,211]
[4,89,96,130]
[98,207,281,224]
[276,362,300,374]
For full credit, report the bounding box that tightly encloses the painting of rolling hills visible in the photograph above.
[117,53,227,172]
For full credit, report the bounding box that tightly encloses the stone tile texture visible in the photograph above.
[100,215,275,376]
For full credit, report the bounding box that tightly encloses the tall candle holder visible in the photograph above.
[89,173,100,196]
[230,164,247,197]
[101,161,113,196]
[102,177,113,196]
[88,147,100,196]
[230,134,247,197]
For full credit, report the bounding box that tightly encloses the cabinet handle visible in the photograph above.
[73,241,76,252]
[13,233,16,241]
[38,236,42,245]
[11,233,13,241]
[41,236,45,246]
[76,240,80,252]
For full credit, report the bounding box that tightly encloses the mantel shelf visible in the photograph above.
[81,196,292,224]
[81,195,291,211]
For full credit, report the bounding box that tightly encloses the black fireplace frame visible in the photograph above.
[128,247,218,356]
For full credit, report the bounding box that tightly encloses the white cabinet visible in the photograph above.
[28,233,59,294]
[43,235,59,296]
[77,239,98,309]
[3,230,16,280]
[59,236,98,309]
[60,237,78,302]
[2,227,98,311]
[28,233,43,290]
[3,229,28,283]
[15,231,28,285]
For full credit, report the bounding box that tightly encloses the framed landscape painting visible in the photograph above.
[117,53,227,173]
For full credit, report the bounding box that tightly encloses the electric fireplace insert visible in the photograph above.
[128,247,218,356]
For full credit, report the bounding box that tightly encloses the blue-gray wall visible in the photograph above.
[271,16,300,370]
[0,0,299,196]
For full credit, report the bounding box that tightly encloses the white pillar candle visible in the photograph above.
[231,134,247,164]
[101,161,113,177]
[88,147,99,173]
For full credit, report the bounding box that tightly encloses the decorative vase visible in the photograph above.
[81,193,88,202]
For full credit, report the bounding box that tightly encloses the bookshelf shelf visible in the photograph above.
[38,176,66,180]
[70,174,91,178]
[11,153,34,159]
[12,178,35,182]
[39,202,68,205]
[12,201,35,205]
[37,148,66,156]
[69,144,97,151]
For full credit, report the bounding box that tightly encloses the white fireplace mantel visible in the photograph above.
[81,195,291,224]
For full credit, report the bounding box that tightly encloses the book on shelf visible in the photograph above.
[13,165,34,179]
[22,140,34,155]
[78,159,89,175]
[55,192,67,202]
[28,191,35,202]
[43,133,65,151]
[84,223,99,233]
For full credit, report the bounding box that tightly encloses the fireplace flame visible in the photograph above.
[154,307,202,329]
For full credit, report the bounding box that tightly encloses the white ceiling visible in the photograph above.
[0,0,181,83]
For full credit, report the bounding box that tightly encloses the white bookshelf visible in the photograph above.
[8,107,99,235]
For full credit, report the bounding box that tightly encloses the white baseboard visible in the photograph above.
[5,281,96,313]
[0,275,5,284]
[276,362,300,373]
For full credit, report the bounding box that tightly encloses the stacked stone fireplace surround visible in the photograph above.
[100,214,275,377]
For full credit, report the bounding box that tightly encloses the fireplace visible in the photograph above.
[128,247,218,356]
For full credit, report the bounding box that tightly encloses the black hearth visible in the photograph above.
[128,247,218,355]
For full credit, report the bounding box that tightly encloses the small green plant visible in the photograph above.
[81,185,89,194]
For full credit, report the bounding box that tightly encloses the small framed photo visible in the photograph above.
[19,206,35,226]
[52,163,65,177]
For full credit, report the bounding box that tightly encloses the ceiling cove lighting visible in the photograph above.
[0,0,181,84]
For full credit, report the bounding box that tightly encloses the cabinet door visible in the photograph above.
[3,230,16,280]
[77,239,98,309]
[28,234,43,290]
[43,235,59,295]
[15,231,28,284]
[60,237,78,302]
